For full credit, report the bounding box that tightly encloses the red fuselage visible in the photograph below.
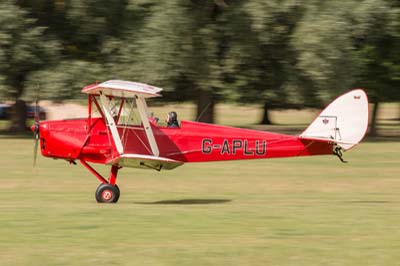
[38,117,333,166]
[33,81,367,203]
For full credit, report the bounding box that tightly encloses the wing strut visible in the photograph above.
[135,96,160,157]
[99,92,124,154]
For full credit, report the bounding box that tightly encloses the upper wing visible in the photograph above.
[82,80,162,98]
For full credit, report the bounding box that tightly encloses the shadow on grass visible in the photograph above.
[344,200,391,204]
[134,199,232,205]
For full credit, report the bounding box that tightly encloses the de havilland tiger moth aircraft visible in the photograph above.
[31,80,369,203]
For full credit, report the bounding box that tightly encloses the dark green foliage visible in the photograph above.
[0,0,60,130]
[0,0,398,129]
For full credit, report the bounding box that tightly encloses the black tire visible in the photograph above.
[95,183,120,203]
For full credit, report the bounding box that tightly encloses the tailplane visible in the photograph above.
[299,89,369,151]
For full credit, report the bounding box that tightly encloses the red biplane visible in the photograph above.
[32,80,369,203]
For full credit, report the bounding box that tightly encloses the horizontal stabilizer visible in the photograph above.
[108,154,183,171]
[299,89,369,151]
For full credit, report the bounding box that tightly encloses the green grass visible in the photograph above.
[0,139,399,266]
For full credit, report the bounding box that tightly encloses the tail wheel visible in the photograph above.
[95,183,120,203]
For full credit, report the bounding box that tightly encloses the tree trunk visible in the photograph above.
[260,102,272,125]
[398,103,400,121]
[196,90,215,123]
[9,99,28,132]
[369,101,379,137]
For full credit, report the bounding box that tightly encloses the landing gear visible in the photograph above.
[95,183,120,203]
[80,160,122,203]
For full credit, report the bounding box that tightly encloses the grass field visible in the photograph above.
[0,138,399,266]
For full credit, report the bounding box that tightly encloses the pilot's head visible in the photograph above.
[167,111,178,124]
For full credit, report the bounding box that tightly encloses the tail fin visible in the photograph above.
[299,89,369,151]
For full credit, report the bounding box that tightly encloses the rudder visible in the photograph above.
[299,89,369,151]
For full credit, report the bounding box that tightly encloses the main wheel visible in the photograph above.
[95,183,120,203]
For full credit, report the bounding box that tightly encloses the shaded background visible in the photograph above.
[0,0,399,135]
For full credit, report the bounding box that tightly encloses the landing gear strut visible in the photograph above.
[80,160,122,203]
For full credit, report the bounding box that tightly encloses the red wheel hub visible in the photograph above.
[102,189,113,201]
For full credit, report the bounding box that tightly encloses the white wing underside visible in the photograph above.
[108,154,183,171]
[82,80,162,98]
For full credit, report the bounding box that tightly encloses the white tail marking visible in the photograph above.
[300,89,369,151]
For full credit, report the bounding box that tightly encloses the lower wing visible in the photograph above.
[108,153,184,171]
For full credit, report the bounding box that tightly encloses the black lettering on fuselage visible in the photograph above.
[255,140,267,155]
[221,140,230,155]
[244,140,254,155]
[232,140,242,155]
[202,138,212,154]
[202,138,267,156]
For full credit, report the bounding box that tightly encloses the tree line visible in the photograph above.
[0,0,399,133]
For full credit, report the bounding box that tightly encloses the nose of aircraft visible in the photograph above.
[39,122,48,135]
[31,122,40,137]
[32,122,41,166]
[31,121,49,137]
[32,121,49,164]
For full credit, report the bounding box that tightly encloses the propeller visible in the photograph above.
[32,83,42,167]
[33,98,40,167]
